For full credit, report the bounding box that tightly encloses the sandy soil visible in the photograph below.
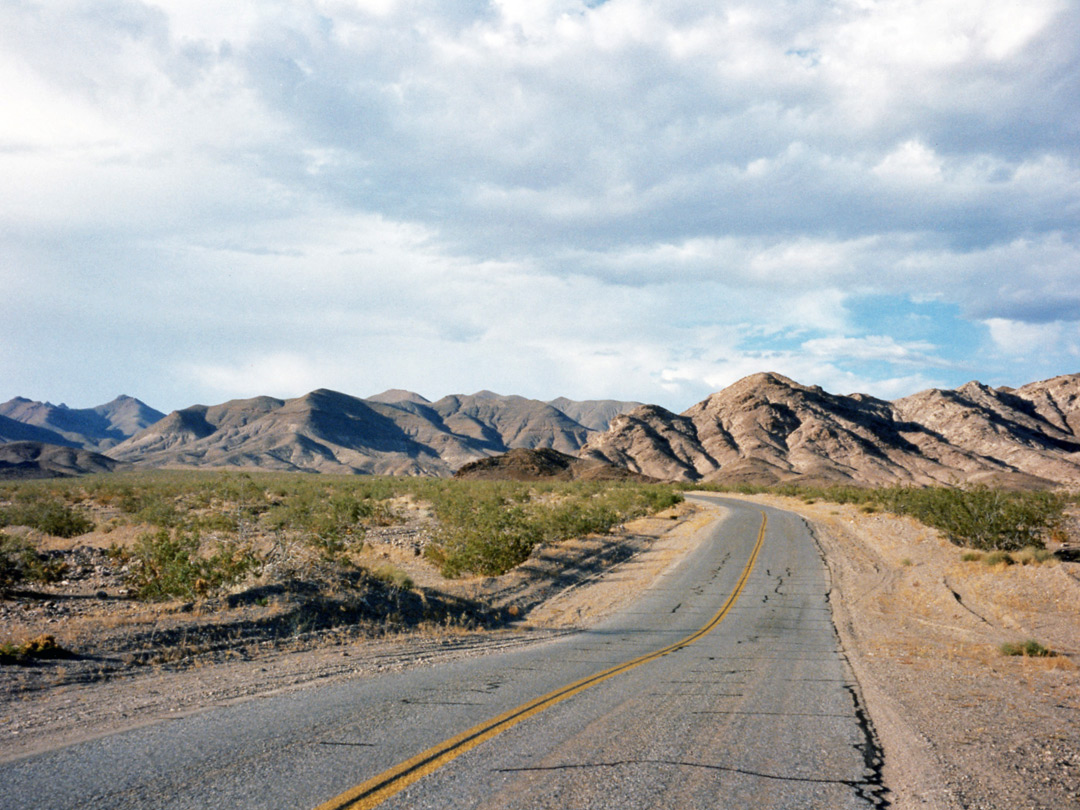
[3,496,1078,810]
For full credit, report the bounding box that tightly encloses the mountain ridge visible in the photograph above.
[104,389,635,476]
[0,395,165,452]
[3,375,1080,486]
[582,372,1080,488]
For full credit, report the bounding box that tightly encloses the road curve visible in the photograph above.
[0,496,886,810]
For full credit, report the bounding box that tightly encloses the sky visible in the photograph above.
[2,0,1079,414]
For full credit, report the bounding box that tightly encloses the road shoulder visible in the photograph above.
[727,493,1080,810]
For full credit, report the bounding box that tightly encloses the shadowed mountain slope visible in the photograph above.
[545,398,642,432]
[0,396,165,451]
[10,375,1080,485]
[110,391,446,475]
[0,442,127,479]
[0,414,76,447]
[429,392,591,455]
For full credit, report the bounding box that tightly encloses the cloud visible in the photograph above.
[984,319,1079,358]
[801,335,952,368]
[1,0,1078,412]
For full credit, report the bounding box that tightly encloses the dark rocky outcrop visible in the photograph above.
[454,447,654,482]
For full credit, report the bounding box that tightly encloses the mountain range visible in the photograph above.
[2,373,1079,487]
[0,391,641,478]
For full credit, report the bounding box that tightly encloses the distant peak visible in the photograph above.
[470,390,503,400]
[741,371,799,387]
[367,388,431,405]
[306,388,350,400]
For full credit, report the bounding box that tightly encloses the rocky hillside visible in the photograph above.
[106,390,636,476]
[582,372,1080,488]
[0,396,165,451]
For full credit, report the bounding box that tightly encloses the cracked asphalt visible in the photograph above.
[0,496,886,810]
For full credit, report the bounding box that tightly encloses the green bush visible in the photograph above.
[1013,545,1056,565]
[876,487,1062,552]
[0,532,57,589]
[0,472,682,585]
[370,563,414,591]
[127,528,259,601]
[1000,639,1054,657]
[429,497,542,578]
[0,634,69,664]
[0,495,93,537]
[425,481,683,578]
[693,481,1064,552]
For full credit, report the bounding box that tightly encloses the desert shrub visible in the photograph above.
[126,528,259,601]
[370,563,414,591]
[960,551,984,562]
[0,634,69,664]
[426,481,682,578]
[983,550,1015,566]
[533,497,614,542]
[0,532,60,589]
[1013,545,1056,565]
[1000,639,1054,657]
[263,489,370,533]
[875,487,1063,552]
[0,494,93,538]
[120,490,183,528]
[196,511,240,533]
[262,487,369,560]
[126,529,203,600]
[686,481,1064,552]
[429,496,542,578]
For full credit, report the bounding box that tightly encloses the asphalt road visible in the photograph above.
[0,496,886,810]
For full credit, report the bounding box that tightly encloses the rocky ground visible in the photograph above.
[2,496,1078,810]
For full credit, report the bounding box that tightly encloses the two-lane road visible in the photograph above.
[0,496,886,809]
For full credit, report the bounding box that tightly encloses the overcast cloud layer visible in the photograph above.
[2,0,1078,413]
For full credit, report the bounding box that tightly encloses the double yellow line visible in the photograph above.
[314,510,767,810]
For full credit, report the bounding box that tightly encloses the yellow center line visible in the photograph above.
[312,510,767,810]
